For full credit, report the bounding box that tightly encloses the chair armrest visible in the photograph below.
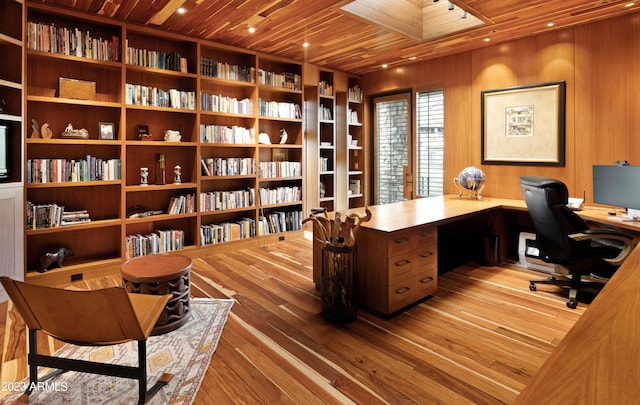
[569,231,635,266]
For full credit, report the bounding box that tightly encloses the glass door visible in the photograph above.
[372,92,412,204]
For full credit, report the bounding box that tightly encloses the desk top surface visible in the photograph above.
[349,195,640,235]
[349,195,525,232]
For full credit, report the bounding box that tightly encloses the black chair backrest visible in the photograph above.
[519,175,590,262]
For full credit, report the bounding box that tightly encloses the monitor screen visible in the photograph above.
[0,123,8,179]
[593,165,640,210]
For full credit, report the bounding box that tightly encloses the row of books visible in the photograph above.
[200,57,255,83]
[200,218,256,245]
[320,104,333,121]
[258,99,302,119]
[261,210,303,234]
[319,80,333,96]
[200,93,253,114]
[200,188,256,212]
[26,21,120,62]
[125,229,185,258]
[125,44,185,72]
[348,85,363,102]
[200,210,302,245]
[201,157,256,177]
[125,83,196,110]
[348,108,360,124]
[258,70,301,90]
[258,186,301,205]
[26,202,91,230]
[26,157,121,184]
[167,194,196,215]
[199,124,255,144]
[258,161,301,178]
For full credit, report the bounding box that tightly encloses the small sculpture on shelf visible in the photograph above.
[38,247,74,273]
[173,165,182,184]
[279,128,288,144]
[140,167,149,186]
[61,123,89,139]
[164,129,181,142]
[258,132,271,144]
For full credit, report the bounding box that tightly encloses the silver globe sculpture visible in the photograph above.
[453,166,486,200]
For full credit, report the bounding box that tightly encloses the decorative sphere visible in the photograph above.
[457,166,486,191]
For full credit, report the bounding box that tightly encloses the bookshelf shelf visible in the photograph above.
[22,2,306,277]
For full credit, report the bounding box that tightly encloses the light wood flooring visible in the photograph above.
[0,236,585,404]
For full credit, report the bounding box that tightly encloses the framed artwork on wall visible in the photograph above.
[481,81,566,166]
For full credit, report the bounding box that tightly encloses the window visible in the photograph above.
[416,89,444,197]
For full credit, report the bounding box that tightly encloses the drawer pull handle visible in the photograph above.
[395,259,411,267]
[420,252,433,258]
[395,286,411,295]
[420,276,434,284]
[395,237,410,244]
[421,231,432,237]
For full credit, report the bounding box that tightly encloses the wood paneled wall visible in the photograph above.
[362,11,640,203]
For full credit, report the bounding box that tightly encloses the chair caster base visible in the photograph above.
[566,299,578,309]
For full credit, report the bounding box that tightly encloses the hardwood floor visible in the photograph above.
[0,236,585,404]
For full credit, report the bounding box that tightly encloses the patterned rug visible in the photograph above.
[0,298,234,405]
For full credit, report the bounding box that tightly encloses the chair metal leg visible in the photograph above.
[26,329,39,395]
[138,339,146,405]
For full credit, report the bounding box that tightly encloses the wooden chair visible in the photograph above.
[0,277,173,404]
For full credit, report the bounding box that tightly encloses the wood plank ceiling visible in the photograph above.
[35,0,639,74]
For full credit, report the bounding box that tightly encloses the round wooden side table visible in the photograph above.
[121,254,192,335]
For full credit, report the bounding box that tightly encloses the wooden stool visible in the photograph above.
[121,254,192,335]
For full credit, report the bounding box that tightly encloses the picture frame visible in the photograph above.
[481,81,566,166]
[98,122,115,140]
[272,148,289,162]
[137,124,150,139]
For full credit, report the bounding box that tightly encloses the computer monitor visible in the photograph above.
[593,164,640,211]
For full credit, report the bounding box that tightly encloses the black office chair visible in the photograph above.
[519,175,635,308]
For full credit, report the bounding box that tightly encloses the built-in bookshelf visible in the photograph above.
[305,70,336,212]
[0,0,26,291]
[346,79,365,208]
[22,2,305,280]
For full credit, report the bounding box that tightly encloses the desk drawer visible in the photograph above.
[387,279,416,313]
[414,269,437,298]
[415,247,436,271]
[388,255,416,285]
[416,226,437,245]
[388,229,418,257]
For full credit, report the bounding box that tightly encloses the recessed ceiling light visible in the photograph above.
[303,42,310,48]
[547,22,555,27]
[176,7,187,14]
[248,27,256,33]
[408,56,417,60]
[382,63,388,68]
[625,2,635,7]
[484,37,491,42]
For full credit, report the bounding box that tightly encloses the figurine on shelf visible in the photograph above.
[31,119,41,138]
[173,165,182,184]
[279,128,288,144]
[38,247,74,273]
[61,123,88,139]
[164,129,181,142]
[140,167,149,186]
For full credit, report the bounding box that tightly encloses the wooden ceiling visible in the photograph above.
[35,0,639,75]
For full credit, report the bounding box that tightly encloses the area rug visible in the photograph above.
[0,298,234,405]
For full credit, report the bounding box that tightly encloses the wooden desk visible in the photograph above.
[312,195,528,314]
[514,237,640,403]
[314,195,640,401]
